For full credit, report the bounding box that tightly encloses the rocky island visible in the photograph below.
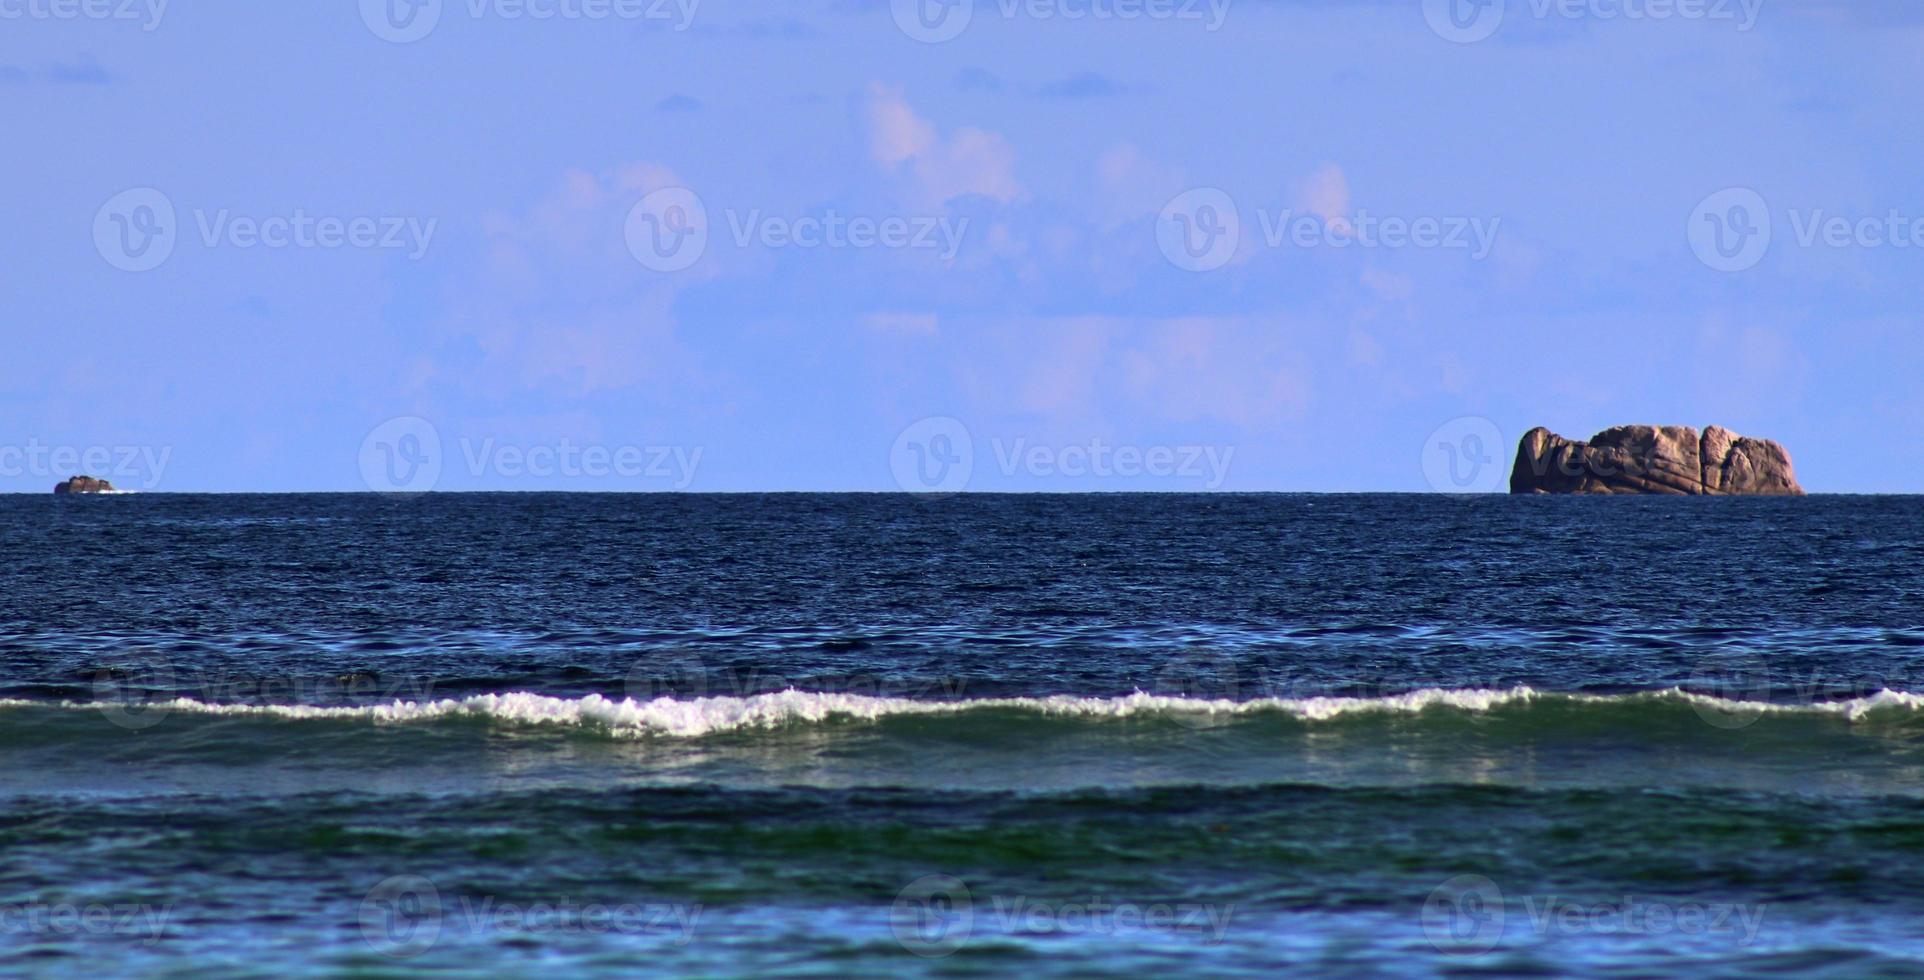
[54,476,118,494]
[1510,425,1803,495]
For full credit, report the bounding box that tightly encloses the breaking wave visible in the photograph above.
[8,686,1924,738]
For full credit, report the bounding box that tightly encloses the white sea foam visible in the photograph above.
[7,686,1924,737]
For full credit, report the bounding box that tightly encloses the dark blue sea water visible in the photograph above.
[3,493,1924,976]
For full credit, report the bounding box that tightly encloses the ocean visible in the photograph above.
[3,493,1923,976]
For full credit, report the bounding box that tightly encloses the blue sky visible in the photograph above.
[3,0,1921,492]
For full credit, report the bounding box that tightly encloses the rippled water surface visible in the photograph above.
[2,493,1922,976]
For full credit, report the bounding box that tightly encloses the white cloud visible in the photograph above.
[1693,317,1806,416]
[864,84,1023,207]
[1347,328,1385,367]
[1117,317,1313,427]
[447,163,709,397]
[1294,162,1352,233]
[942,316,1313,429]
[1360,266,1414,301]
[860,311,940,336]
[1094,143,1186,229]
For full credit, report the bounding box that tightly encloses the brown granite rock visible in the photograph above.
[1701,425,1802,495]
[53,476,117,494]
[1510,425,1802,495]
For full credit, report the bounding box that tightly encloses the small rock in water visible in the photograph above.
[53,476,117,495]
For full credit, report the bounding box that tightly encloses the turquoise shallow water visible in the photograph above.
[3,493,1923,975]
